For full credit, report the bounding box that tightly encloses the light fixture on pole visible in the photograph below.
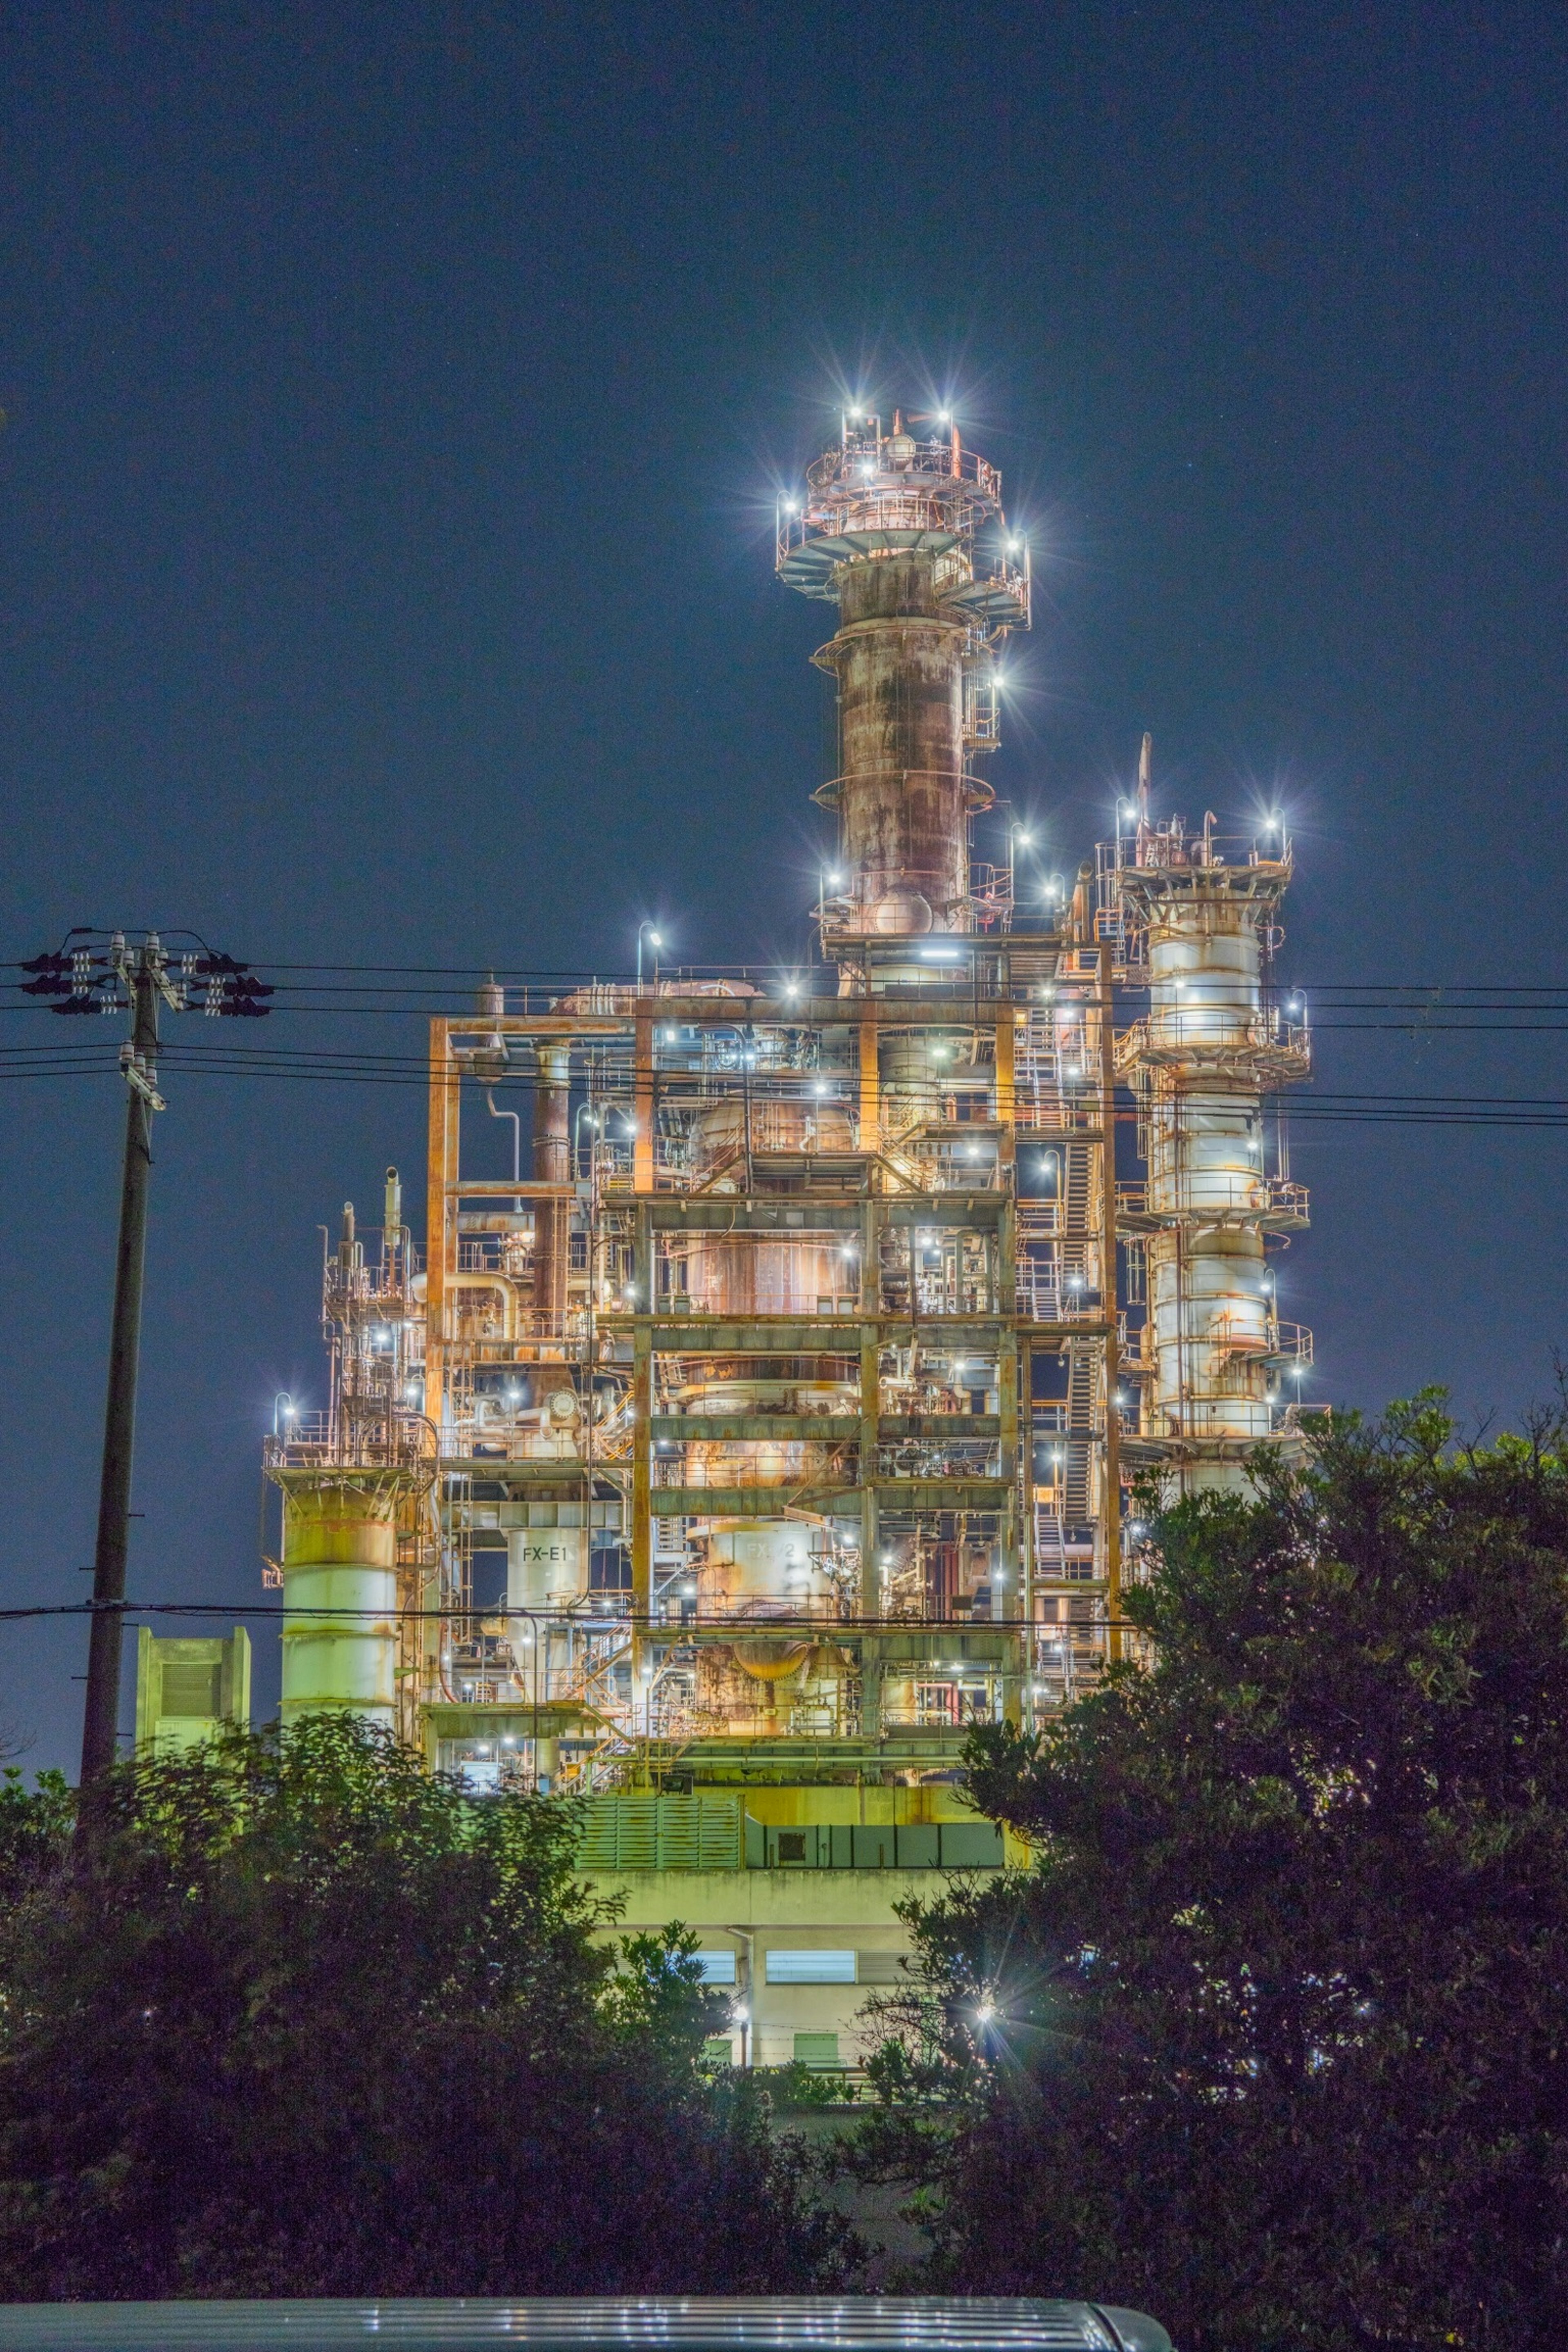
[1008,824,1033,913]
[573,1101,599,1178]
[636,922,663,989]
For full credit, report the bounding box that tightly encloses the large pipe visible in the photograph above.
[532,1042,571,1326]
[276,1471,401,1727]
[445,1269,521,1340]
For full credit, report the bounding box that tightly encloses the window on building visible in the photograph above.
[694,1950,737,1984]
[702,2037,735,2065]
[765,1949,855,1984]
[793,2032,842,2068]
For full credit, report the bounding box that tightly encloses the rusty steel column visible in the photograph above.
[781,417,1027,954]
[818,553,974,934]
[532,1041,571,1327]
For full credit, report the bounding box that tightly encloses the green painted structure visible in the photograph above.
[134,1626,251,1755]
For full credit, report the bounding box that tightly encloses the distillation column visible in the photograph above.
[779,415,1028,940]
[818,548,976,935]
[1117,817,1309,1492]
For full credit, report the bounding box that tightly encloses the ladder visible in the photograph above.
[1064,1345,1097,1523]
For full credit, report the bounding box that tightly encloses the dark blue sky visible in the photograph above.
[1,2,1564,1768]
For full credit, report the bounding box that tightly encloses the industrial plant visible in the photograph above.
[145,412,1312,2066]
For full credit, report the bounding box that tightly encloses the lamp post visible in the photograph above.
[573,1101,599,1180]
[1008,826,1032,914]
[635,923,663,989]
[273,1392,296,1439]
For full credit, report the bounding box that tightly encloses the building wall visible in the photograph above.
[586,1864,933,2068]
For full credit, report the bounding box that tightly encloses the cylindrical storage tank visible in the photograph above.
[507,1523,587,1610]
[683,1235,849,1315]
[278,1473,401,1728]
[879,1672,920,1726]
[704,1521,824,1606]
[879,1027,976,1130]
[688,1094,855,1179]
[686,1436,829,1488]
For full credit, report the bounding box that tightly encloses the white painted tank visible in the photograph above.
[704,1521,828,1608]
[1138,876,1276,1483]
[279,1474,401,1728]
[507,1525,587,1610]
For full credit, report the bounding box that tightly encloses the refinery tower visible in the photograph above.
[245,412,1311,2069]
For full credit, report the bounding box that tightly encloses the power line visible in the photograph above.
[9,1047,1568,1129]
[0,1599,1132,1632]
[10,948,1568,993]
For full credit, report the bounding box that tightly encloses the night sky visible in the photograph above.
[1,3,1564,1768]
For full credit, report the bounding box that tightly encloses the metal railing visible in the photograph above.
[264,1410,434,1473]
[1114,1011,1312,1074]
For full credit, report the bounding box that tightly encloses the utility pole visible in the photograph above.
[20,931,272,1793]
[81,951,161,1784]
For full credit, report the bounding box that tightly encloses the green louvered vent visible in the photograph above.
[577,1794,744,1872]
[161,1663,222,1718]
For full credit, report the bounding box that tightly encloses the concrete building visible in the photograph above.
[135,1626,251,1755]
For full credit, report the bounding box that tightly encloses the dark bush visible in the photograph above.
[0,1716,853,2296]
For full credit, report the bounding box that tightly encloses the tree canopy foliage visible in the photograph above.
[0,1717,851,2297]
[850,1398,1568,2350]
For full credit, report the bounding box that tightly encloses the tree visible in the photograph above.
[848,1398,1568,2350]
[0,1717,852,2297]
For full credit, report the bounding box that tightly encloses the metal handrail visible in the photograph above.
[1114,1012,1312,1072]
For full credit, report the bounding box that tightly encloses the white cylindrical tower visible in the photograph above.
[1117,810,1310,1492]
[274,1470,407,1726]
